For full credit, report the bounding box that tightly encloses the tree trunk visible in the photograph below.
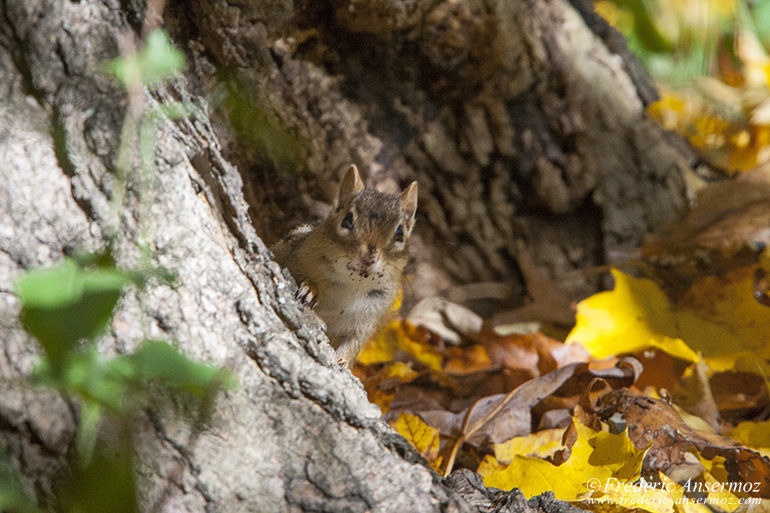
[179,0,695,312]
[0,0,692,512]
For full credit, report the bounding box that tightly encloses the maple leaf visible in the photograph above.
[361,362,419,413]
[566,269,700,362]
[390,413,442,471]
[481,420,647,501]
[356,320,443,370]
[566,268,770,374]
[578,471,742,513]
[492,429,564,465]
[729,419,770,451]
[591,388,770,497]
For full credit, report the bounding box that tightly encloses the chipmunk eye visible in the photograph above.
[341,212,354,230]
[394,224,404,242]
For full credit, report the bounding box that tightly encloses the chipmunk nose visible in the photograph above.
[359,244,377,268]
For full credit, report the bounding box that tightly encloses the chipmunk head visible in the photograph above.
[327,165,418,278]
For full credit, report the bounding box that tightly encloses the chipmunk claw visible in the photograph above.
[296,282,318,308]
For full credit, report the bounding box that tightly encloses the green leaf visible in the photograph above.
[109,29,185,88]
[119,340,235,399]
[624,0,675,54]
[151,101,201,121]
[30,340,234,414]
[31,350,129,413]
[62,438,138,513]
[17,259,131,371]
[75,401,103,466]
[72,249,117,270]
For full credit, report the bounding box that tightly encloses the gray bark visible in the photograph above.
[0,0,692,511]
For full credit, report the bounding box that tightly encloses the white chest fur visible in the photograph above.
[315,273,396,340]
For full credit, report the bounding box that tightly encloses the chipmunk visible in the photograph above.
[272,165,418,366]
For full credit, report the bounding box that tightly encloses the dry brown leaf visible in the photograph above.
[443,345,493,375]
[593,388,770,497]
[710,371,769,424]
[671,357,721,432]
[420,358,640,448]
[642,163,770,292]
[406,297,483,346]
[632,349,689,395]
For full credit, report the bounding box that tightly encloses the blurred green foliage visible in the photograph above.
[18,258,138,375]
[107,30,185,88]
[14,252,234,510]
[596,0,770,85]
[598,0,770,171]
[2,30,235,512]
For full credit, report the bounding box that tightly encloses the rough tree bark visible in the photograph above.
[178,0,696,312]
[0,0,693,512]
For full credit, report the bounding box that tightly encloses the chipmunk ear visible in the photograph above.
[400,181,418,235]
[337,165,364,207]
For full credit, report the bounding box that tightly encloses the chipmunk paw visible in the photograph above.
[296,282,318,309]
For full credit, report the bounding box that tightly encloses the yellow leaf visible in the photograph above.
[493,429,564,465]
[567,269,770,374]
[357,320,401,365]
[391,413,442,471]
[694,452,729,483]
[358,320,443,370]
[677,267,770,373]
[648,92,688,132]
[577,467,744,513]
[576,472,720,513]
[729,419,770,449]
[363,362,418,413]
[566,270,699,362]
[476,454,506,476]
[484,454,582,500]
[482,420,647,501]
[647,86,769,173]
[576,476,678,513]
[697,471,742,509]
[398,322,443,371]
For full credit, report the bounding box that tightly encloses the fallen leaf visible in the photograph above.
[730,420,770,450]
[476,454,506,477]
[482,420,647,501]
[676,266,770,374]
[443,345,492,375]
[406,297,483,346]
[356,320,401,365]
[641,164,770,293]
[492,428,565,465]
[567,268,770,375]
[415,358,639,448]
[576,471,739,513]
[361,362,419,413]
[707,371,768,424]
[390,413,442,471]
[671,358,720,432]
[593,388,770,497]
[356,320,443,370]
